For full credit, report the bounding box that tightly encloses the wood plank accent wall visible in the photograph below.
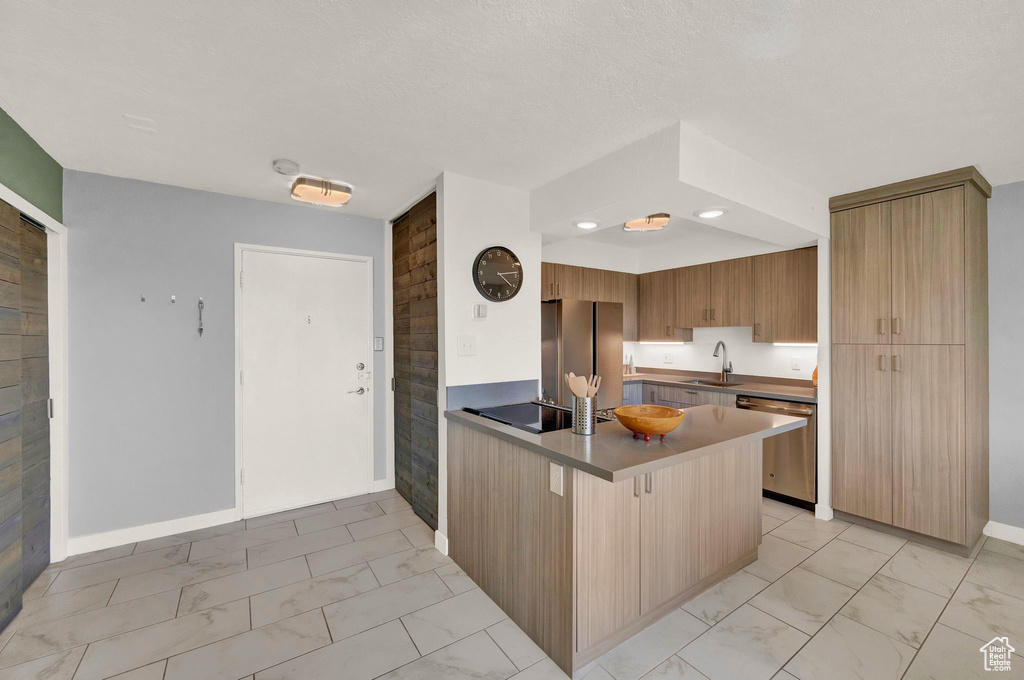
[0,200,21,630]
[392,193,439,529]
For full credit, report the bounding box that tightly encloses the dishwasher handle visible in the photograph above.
[736,397,814,417]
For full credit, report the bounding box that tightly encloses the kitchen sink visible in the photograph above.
[682,379,742,388]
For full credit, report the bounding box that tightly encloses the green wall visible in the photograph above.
[0,107,62,222]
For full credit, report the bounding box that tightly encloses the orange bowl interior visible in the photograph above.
[613,404,686,435]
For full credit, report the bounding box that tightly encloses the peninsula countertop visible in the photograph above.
[445,405,805,482]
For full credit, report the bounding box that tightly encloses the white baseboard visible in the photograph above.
[815,504,834,521]
[435,531,449,556]
[67,508,239,557]
[983,521,1024,547]
[372,478,396,493]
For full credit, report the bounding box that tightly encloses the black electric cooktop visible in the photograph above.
[464,401,611,434]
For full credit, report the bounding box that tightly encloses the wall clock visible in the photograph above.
[473,246,523,302]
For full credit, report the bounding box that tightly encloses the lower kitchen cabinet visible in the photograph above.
[622,382,642,405]
[642,383,734,408]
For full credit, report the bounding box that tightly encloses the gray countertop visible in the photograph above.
[445,405,805,482]
[624,373,817,404]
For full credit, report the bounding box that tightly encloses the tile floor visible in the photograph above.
[2,491,1022,679]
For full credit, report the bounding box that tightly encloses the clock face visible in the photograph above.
[473,247,523,302]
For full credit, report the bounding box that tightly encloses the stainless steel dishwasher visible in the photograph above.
[736,396,816,504]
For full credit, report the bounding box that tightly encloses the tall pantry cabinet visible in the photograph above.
[830,167,989,549]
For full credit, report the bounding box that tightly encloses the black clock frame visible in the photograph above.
[472,246,523,302]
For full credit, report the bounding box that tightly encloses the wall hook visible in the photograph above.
[198,297,204,337]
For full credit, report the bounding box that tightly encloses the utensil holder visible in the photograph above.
[572,396,596,435]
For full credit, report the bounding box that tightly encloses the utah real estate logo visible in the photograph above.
[980,636,1014,672]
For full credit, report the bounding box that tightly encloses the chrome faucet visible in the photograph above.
[713,341,733,383]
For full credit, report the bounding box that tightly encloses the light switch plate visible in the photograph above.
[549,462,564,496]
[457,335,477,356]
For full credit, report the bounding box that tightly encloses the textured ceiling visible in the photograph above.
[2,0,1023,219]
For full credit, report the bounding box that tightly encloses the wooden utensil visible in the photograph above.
[587,375,601,397]
[568,374,589,398]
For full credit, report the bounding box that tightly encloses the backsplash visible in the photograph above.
[624,326,819,380]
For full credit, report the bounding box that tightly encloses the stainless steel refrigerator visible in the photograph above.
[541,300,623,411]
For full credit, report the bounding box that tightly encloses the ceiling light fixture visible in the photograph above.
[272,159,300,176]
[576,221,598,230]
[623,213,670,232]
[695,208,727,219]
[291,177,353,207]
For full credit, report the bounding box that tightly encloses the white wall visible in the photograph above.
[541,237,639,274]
[626,327,819,380]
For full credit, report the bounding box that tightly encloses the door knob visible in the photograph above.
[348,388,366,395]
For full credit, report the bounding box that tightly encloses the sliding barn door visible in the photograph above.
[0,201,22,629]
[392,193,438,529]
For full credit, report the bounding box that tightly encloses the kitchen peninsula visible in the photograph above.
[445,405,804,676]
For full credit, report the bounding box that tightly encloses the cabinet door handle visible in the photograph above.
[879,355,889,372]
[893,355,902,372]
[893,317,902,335]
[711,308,716,321]
[754,322,761,337]
[645,473,652,494]
[878,318,887,335]
[634,477,640,497]
[703,309,708,321]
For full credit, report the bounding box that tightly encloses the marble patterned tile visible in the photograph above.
[164,609,331,680]
[965,549,1024,601]
[486,619,546,671]
[21,571,58,601]
[377,496,413,514]
[133,521,246,554]
[401,587,508,655]
[323,570,453,641]
[375,630,517,680]
[939,580,1024,645]
[771,672,799,680]
[749,567,856,635]
[0,589,179,668]
[982,537,1024,563]
[46,544,189,594]
[346,510,425,541]
[742,535,814,583]
[245,502,335,530]
[836,524,906,557]
[187,520,297,562]
[4,581,116,633]
[333,489,398,511]
[108,660,167,680]
[73,599,251,680]
[368,545,452,586]
[435,562,476,595]
[0,646,85,680]
[784,614,915,680]
[682,570,770,626]
[839,573,947,648]
[177,556,310,615]
[250,562,379,628]
[798,538,889,589]
[579,664,616,680]
[761,514,784,535]
[46,543,137,572]
[401,522,435,548]
[761,499,804,522]
[879,542,972,598]
[305,530,413,577]
[768,514,849,551]
[640,656,709,680]
[108,550,247,604]
[510,658,571,679]
[903,623,1024,680]
[246,524,354,569]
[255,619,419,680]
[679,604,808,680]
[293,502,383,535]
[599,609,708,680]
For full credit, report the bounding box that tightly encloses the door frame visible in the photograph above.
[233,242,375,519]
[0,183,70,562]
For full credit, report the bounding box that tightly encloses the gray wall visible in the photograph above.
[989,180,1024,529]
[64,171,388,537]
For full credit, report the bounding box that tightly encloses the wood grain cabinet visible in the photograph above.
[674,264,711,328]
[752,247,817,343]
[542,263,639,341]
[710,257,754,327]
[638,269,687,342]
[830,167,989,549]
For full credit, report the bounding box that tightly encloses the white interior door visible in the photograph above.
[240,247,372,517]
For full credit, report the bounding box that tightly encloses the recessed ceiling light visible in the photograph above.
[623,213,670,232]
[695,208,727,219]
[291,177,353,207]
[576,221,598,230]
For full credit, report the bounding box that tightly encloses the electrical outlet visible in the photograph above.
[663,353,674,364]
[549,462,564,496]
[791,357,801,371]
[457,335,477,356]
[374,337,384,351]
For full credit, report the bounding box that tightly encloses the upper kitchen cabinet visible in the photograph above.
[752,247,817,344]
[542,262,586,301]
[832,202,892,344]
[710,257,753,327]
[673,264,710,328]
[638,269,690,342]
[541,263,639,340]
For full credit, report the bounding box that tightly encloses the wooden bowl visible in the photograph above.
[613,404,686,441]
